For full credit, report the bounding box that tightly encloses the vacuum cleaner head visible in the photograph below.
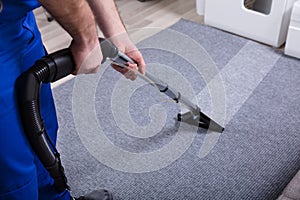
[177,110,224,133]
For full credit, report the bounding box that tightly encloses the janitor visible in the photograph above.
[0,0,146,199]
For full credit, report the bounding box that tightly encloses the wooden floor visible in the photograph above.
[34,0,203,53]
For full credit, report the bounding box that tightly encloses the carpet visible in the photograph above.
[53,19,300,199]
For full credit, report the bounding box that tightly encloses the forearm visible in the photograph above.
[39,0,98,46]
[87,0,146,75]
[87,0,130,43]
[38,0,102,74]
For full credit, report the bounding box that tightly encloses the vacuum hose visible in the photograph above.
[16,38,116,192]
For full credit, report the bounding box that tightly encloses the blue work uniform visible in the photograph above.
[0,1,70,199]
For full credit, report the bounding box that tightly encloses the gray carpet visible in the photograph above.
[53,19,300,200]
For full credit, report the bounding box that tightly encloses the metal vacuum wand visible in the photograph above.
[100,39,224,132]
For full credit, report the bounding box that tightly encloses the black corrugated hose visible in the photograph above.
[16,38,119,192]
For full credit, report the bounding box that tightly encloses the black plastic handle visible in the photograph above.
[39,38,119,83]
[37,48,73,83]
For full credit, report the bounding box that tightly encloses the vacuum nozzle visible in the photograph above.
[177,111,224,133]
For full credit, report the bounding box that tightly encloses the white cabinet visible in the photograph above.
[197,0,296,47]
[285,1,300,59]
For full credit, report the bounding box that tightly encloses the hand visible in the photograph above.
[110,36,146,80]
[39,0,101,75]
[70,39,103,75]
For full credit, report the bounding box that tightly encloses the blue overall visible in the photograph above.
[0,1,70,199]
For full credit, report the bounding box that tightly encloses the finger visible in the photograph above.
[125,72,136,81]
[124,67,135,80]
[123,68,135,80]
[127,63,138,80]
[127,63,138,71]
[124,72,132,79]
[111,64,129,74]
[126,50,146,75]
[135,55,146,75]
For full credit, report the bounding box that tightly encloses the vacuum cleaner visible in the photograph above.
[16,38,224,192]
